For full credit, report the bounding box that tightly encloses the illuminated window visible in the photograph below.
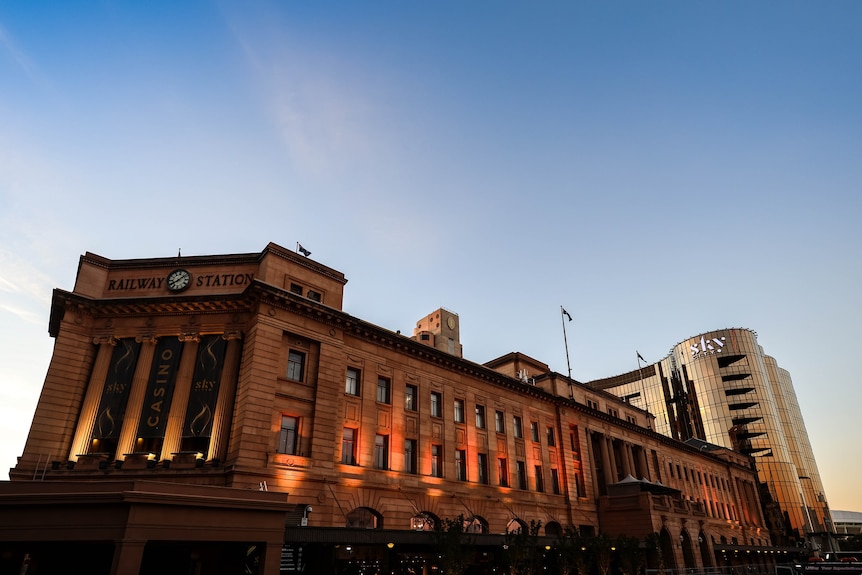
[475,405,486,429]
[431,444,443,477]
[495,410,505,434]
[345,368,360,396]
[277,416,298,455]
[287,351,305,382]
[570,426,581,453]
[498,458,509,487]
[377,376,391,404]
[405,384,417,411]
[516,461,527,490]
[454,399,465,423]
[405,439,417,474]
[341,428,357,465]
[431,392,442,418]
[455,449,467,481]
[478,453,489,484]
[374,434,389,469]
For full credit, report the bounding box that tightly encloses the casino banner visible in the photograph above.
[183,334,227,439]
[136,336,184,439]
[92,338,141,441]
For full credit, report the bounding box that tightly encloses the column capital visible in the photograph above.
[179,332,200,343]
[135,334,158,344]
[222,330,243,341]
[93,335,119,346]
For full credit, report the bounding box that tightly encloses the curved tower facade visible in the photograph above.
[588,328,833,548]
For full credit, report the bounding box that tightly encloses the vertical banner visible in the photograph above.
[91,338,141,442]
[183,334,227,440]
[137,336,183,439]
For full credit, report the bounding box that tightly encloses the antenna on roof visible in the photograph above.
[178,248,182,257]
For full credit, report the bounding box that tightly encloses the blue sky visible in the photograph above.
[1,1,861,510]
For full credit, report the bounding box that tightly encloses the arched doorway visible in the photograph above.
[545,521,563,537]
[660,528,677,571]
[680,530,696,570]
[699,530,713,567]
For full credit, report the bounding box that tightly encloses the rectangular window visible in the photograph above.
[530,421,539,442]
[374,434,389,469]
[574,471,584,497]
[405,439,417,474]
[516,461,527,490]
[306,289,321,302]
[546,426,556,447]
[341,428,356,465]
[586,399,599,410]
[498,458,509,487]
[551,468,561,495]
[346,368,360,396]
[287,351,305,382]
[431,445,442,477]
[478,453,489,484]
[277,415,298,455]
[475,405,486,429]
[512,415,522,438]
[405,384,418,411]
[495,410,505,434]
[431,392,442,418]
[455,449,467,481]
[454,399,465,423]
[289,283,303,295]
[535,465,545,492]
[377,376,391,404]
[570,426,581,453]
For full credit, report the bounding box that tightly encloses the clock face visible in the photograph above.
[167,269,191,292]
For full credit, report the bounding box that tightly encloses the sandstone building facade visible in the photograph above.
[1,244,786,574]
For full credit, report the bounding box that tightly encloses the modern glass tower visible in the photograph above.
[588,328,833,549]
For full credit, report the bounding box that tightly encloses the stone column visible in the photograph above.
[638,446,650,480]
[110,539,146,575]
[619,441,632,477]
[208,331,243,462]
[600,435,614,485]
[161,333,200,459]
[115,335,158,461]
[68,336,117,461]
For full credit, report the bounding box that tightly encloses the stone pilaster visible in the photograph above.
[68,336,117,461]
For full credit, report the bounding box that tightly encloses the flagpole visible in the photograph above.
[561,306,572,382]
[636,352,651,430]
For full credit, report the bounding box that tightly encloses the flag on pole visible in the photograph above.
[637,351,646,363]
[297,243,311,257]
[561,307,572,322]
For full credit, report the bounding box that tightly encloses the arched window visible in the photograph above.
[346,507,382,529]
[410,511,439,531]
[545,521,563,537]
[464,515,488,534]
[506,518,528,534]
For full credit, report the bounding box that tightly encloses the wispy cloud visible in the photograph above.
[0,21,39,84]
